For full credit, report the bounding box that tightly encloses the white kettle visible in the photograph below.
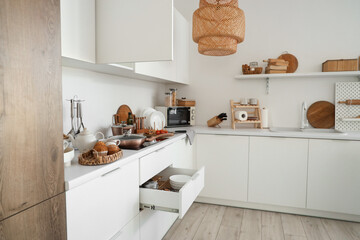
[68,128,104,153]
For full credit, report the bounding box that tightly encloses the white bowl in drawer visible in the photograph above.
[140,166,205,219]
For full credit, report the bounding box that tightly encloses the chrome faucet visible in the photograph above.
[300,101,309,129]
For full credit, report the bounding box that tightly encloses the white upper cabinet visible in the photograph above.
[134,8,189,84]
[96,0,173,64]
[61,0,96,63]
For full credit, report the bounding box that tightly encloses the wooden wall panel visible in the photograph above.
[0,193,66,240]
[0,0,64,220]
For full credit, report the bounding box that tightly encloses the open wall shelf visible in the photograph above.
[234,71,360,94]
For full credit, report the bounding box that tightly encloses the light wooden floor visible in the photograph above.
[163,203,360,240]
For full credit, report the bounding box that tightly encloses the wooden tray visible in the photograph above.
[115,105,132,124]
[78,149,123,166]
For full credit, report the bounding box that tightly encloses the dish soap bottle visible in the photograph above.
[127,112,134,126]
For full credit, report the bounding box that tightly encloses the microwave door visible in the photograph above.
[167,108,190,126]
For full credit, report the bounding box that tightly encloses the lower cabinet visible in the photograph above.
[196,134,249,202]
[0,193,66,240]
[248,137,308,208]
[66,160,139,240]
[307,139,360,215]
[170,136,194,169]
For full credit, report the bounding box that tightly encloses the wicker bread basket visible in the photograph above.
[78,149,123,166]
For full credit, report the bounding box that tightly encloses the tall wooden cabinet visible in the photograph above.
[0,0,66,238]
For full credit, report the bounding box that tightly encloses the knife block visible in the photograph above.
[207,116,222,127]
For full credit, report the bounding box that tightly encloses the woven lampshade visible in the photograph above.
[193,0,245,56]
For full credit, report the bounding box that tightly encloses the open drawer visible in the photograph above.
[140,166,205,219]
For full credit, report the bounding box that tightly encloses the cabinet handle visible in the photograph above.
[192,173,200,181]
[101,167,121,177]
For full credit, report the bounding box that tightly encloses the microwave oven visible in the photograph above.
[155,106,195,127]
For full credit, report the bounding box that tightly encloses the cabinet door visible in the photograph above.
[0,0,64,220]
[170,137,194,169]
[61,0,96,63]
[96,0,173,63]
[248,137,308,208]
[0,193,66,240]
[307,139,360,215]
[134,9,189,83]
[66,160,139,240]
[196,134,249,201]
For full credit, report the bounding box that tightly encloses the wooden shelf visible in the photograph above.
[234,105,260,109]
[234,71,360,80]
[234,71,360,94]
[234,120,261,124]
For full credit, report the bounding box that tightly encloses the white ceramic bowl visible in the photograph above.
[64,147,75,167]
[169,175,191,184]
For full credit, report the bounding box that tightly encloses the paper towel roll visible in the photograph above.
[235,111,248,121]
[262,107,269,128]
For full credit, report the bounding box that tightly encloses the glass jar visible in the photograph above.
[165,92,172,107]
[169,88,177,106]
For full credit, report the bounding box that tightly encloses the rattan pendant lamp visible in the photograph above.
[193,0,245,56]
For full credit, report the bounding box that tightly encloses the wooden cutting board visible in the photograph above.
[278,53,298,73]
[307,101,335,128]
[116,105,132,123]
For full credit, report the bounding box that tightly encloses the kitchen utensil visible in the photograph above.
[307,101,335,129]
[115,105,132,124]
[63,140,70,150]
[207,116,222,127]
[278,53,298,73]
[148,111,166,130]
[78,102,85,131]
[338,99,360,105]
[66,95,85,136]
[169,174,191,190]
[105,139,120,146]
[141,108,156,129]
[64,147,74,167]
[110,132,174,149]
[68,128,105,152]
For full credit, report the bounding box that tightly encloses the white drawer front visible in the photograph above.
[140,209,178,240]
[139,146,173,185]
[140,166,205,218]
[110,215,140,240]
[66,160,139,240]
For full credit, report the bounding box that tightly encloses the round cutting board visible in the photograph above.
[307,101,335,129]
[116,105,132,123]
[278,53,298,73]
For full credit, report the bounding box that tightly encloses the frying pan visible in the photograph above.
[110,133,174,149]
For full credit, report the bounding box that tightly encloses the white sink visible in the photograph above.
[269,127,347,135]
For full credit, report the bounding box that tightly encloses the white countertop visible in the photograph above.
[170,126,360,141]
[65,126,360,191]
[64,133,187,191]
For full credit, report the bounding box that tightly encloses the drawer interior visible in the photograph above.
[140,166,204,218]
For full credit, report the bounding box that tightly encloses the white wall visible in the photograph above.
[62,67,165,136]
[171,0,360,128]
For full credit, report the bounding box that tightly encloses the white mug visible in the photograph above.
[105,139,120,146]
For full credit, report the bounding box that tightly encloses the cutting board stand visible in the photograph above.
[230,100,262,129]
